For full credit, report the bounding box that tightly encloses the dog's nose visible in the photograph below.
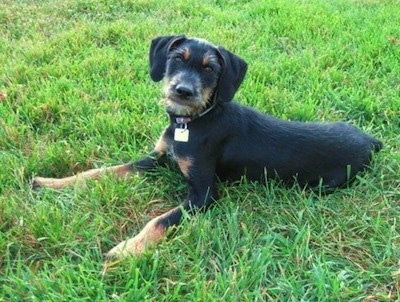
[175,84,194,98]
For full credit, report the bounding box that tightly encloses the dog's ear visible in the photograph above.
[216,47,248,102]
[149,35,186,82]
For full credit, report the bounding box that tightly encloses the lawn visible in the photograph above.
[0,0,399,301]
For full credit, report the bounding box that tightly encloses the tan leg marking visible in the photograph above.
[33,163,133,189]
[106,207,180,258]
[154,130,168,154]
[177,156,192,178]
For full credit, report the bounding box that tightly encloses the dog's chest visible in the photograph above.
[166,136,194,163]
[166,124,194,161]
[166,144,178,162]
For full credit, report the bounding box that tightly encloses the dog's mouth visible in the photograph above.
[163,92,210,116]
[163,95,208,116]
[168,94,196,105]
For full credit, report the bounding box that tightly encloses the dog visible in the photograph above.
[33,35,382,258]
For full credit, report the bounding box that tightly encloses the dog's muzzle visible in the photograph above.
[165,72,202,102]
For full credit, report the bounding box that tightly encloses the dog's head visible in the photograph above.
[149,35,248,116]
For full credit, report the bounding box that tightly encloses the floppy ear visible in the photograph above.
[149,35,186,82]
[216,47,248,102]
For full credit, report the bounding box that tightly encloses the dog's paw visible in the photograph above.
[105,218,167,259]
[31,176,51,190]
[31,176,74,189]
[105,235,147,259]
[31,177,42,191]
[101,236,148,275]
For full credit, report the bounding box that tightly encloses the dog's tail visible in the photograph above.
[370,137,383,153]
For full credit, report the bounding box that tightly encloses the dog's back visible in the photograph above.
[214,102,382,189]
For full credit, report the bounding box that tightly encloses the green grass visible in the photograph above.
[1,0,399,300]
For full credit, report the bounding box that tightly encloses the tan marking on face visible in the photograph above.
[154,131,168,154]
[202,54,210,66]
[105,207,180,258]
[183,47,190,60]
[177,156,192,178]
[200,87,213,106]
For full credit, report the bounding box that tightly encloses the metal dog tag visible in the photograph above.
[174,128,189,142]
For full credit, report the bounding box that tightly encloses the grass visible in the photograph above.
[1,0,399,300]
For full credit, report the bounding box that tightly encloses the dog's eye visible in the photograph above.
[174,56,183,62]
[204,66,214,73]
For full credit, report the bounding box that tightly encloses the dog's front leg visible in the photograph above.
[105,158,218,258]
[32,130,170,189]
[32,163,136,189]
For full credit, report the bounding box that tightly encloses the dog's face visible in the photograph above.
[162,39,222,116]
[149,35,248,116]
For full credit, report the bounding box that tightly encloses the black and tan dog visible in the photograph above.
[33,35,382,258]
